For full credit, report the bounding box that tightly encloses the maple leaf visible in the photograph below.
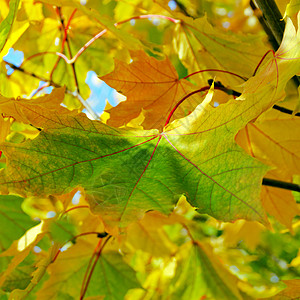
[235,74,300,230]
[124,211,181,257]
[156,4,269,85]
[0,91,266,225]
[236,108,300,179]
[36,240,141,300]
[0,16,299,226]
[0,87,72,127]
[260,279,300,299]
[101,51,205,130]
[1,1,300,298]
[170,241,243,299]
[0,195,38,252]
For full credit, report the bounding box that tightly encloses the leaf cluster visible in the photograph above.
[0,0,300,299]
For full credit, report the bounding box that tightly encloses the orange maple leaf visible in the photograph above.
[101,51,205,130]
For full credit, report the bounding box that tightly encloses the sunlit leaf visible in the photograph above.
[101,50,205,130]
[261,279,300,299]
[0,87,74,126]
[1,1,300,299]
[171,241,243,299]
[0,103,267,225]
[0,0,20,55]
[1,265,35,293]
[157,4,269,85]
[36,240,141,299]
[0,195,38,252]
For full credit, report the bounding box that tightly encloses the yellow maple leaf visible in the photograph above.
[0,87,76,127]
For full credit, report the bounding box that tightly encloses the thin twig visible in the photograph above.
[67,90,100,120]
[20,14,179,66]
[56,8,80,92]
[209,80,300,117]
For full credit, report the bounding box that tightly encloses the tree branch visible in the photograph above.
[253,0,300,88]
[209,80,300,117]
[262,178,300,193]
[253,0,285,47]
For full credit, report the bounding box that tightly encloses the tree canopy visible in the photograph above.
[0,0,300,299]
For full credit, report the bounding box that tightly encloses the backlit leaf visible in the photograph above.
[158,6,268,85]
[0,87,72,127]
[261,279,300,299]
[36,240,141,300]
[0,0,20,54]
[101,51,205,130]
[1,1,300,298]
[171,241,243,300]
[0,195,38,252]
[1,15,300,225]
[0,102,266,225]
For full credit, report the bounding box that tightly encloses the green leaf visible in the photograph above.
[36,240,141,300]
[49,218,76,244]
[1,15,300,225]
[0,195,38,251]
[1,265,35,293]
[171,242,244,300]
[0,0,20,54]
[85,251,142,299]
[0,99,267,225]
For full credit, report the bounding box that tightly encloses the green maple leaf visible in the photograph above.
[0,16,299,226]
[36,240,141,300]
[0,95,267,226]
[171,241,243,300]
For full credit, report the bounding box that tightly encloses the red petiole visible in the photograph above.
[183,69,247,81]
[51,231,108,263]
[164,86,211,128]
[80,236,112,299]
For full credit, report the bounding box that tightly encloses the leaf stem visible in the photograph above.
[80,235,112,299]
[183,69,247,81]
[51,231,107,263]
[52,8,79,91]
[252,49,275,76]
[164,86,211,127]
[262,178,300,193]
[62,205,89,215]
[80,238,103,298]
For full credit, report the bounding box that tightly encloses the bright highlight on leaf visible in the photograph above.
[0,1,300,299]
[101,51,205,130]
